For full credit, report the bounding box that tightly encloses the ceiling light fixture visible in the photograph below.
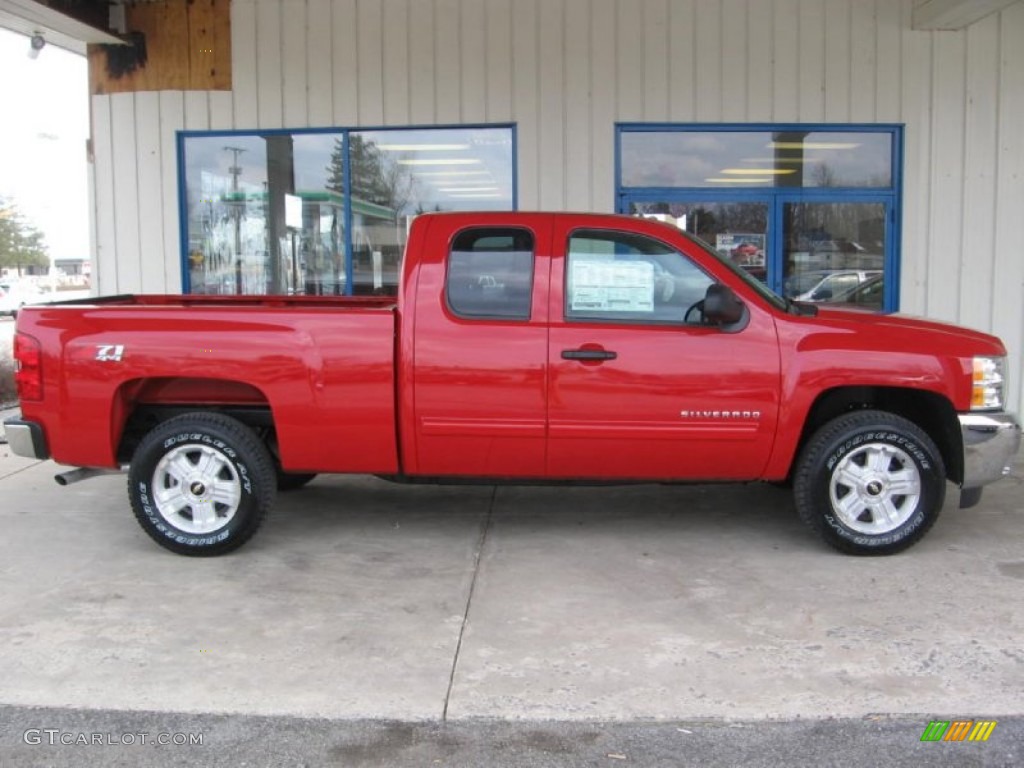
[398,158,482,166]
[415,170,491,177]
[377,143,470,151]
[720,168,797,175]
[740,157,822,164]
[768,142,860,150]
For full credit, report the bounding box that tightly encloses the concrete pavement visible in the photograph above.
[1,444,1022,726]
[2,426,1023,765]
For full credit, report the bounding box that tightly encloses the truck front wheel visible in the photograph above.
[127,413,276,556]
[793,410,946,555]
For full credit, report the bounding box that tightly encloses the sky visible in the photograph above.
[0,28,89,263]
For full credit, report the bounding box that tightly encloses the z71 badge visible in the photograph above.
[95,344,125,362]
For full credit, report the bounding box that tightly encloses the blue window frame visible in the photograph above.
[616,124,904,312]
[178,124,517,296]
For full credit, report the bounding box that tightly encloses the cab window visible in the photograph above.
[565,230,714,324]
[446,228,534,320]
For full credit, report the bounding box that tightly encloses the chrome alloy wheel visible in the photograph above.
[152,444,242,534]
[828,442,922,535]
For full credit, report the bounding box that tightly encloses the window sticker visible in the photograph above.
[570,258,655,313]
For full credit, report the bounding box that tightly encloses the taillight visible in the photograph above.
[13,333,43,401]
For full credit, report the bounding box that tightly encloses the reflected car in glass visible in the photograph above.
[794,270,882,302]
[822,273,885,312]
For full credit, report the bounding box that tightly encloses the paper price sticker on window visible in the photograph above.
[570,259,654,313]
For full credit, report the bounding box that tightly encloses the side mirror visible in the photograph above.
[702,283,746,327]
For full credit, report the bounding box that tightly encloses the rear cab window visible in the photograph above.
[446,228,535,320]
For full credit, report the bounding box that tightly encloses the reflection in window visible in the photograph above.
[182,126,515,296]
[620,130,892,189]
[782,202,885,304]
[447,228,534,319]
[630,201,769,286]
[348,128,515,295]
[565,230,713,324]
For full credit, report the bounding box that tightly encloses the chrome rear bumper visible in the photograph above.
[3,418,50,460]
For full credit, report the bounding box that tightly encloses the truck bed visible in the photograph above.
[15,296,400,473]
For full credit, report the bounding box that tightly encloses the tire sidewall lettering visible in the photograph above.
[826,431,931,473]
[136,478,235,546]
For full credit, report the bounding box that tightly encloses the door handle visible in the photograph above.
[561,348,617,361]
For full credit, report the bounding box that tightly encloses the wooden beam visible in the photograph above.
[912,0,1021,30]
[88,0,231,94]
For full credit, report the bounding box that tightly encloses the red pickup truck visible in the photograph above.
[4,212,1019,556]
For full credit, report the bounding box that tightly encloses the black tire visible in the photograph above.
[128,412,276,556]
[277,471,317,491]
[793,410,946,555]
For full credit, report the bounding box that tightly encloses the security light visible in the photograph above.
[28,34,46,59]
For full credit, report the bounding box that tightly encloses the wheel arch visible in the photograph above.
[113,377,276,464]
[793,386,963,484]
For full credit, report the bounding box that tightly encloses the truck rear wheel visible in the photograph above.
[793,410,946,555]
[128,413,276,556]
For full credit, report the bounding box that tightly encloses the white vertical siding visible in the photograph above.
[992,0,1024,403]
[231,0,259,127]
[538,0,565,209]
[110,94,142,291]
[382,0,410,125]
[564,0,592,210]
[331,0,360,125]
[668,0,697,121]
[281,0,308,126]
[158,92,185,292]
[91,97,117,295]
[511,0,539,207]
[435,0,461,123]
[746,0,774,122]
[306,0,334,127]
[461,0,487,124]
[484,0,513,122]
[408,0,435,123]
[134,92,165,294]
[90,0,1024,412]
[720,0,746,122]
[255,0,284,128]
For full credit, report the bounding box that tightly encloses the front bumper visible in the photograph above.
[960,411,1020,488]
[3,418,50,460]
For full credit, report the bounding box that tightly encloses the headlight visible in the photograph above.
[971,356,1005,410]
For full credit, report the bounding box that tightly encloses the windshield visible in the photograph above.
[678,230,789,312]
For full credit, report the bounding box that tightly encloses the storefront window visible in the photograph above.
[618,125,901,311]
[181,125,515,296]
